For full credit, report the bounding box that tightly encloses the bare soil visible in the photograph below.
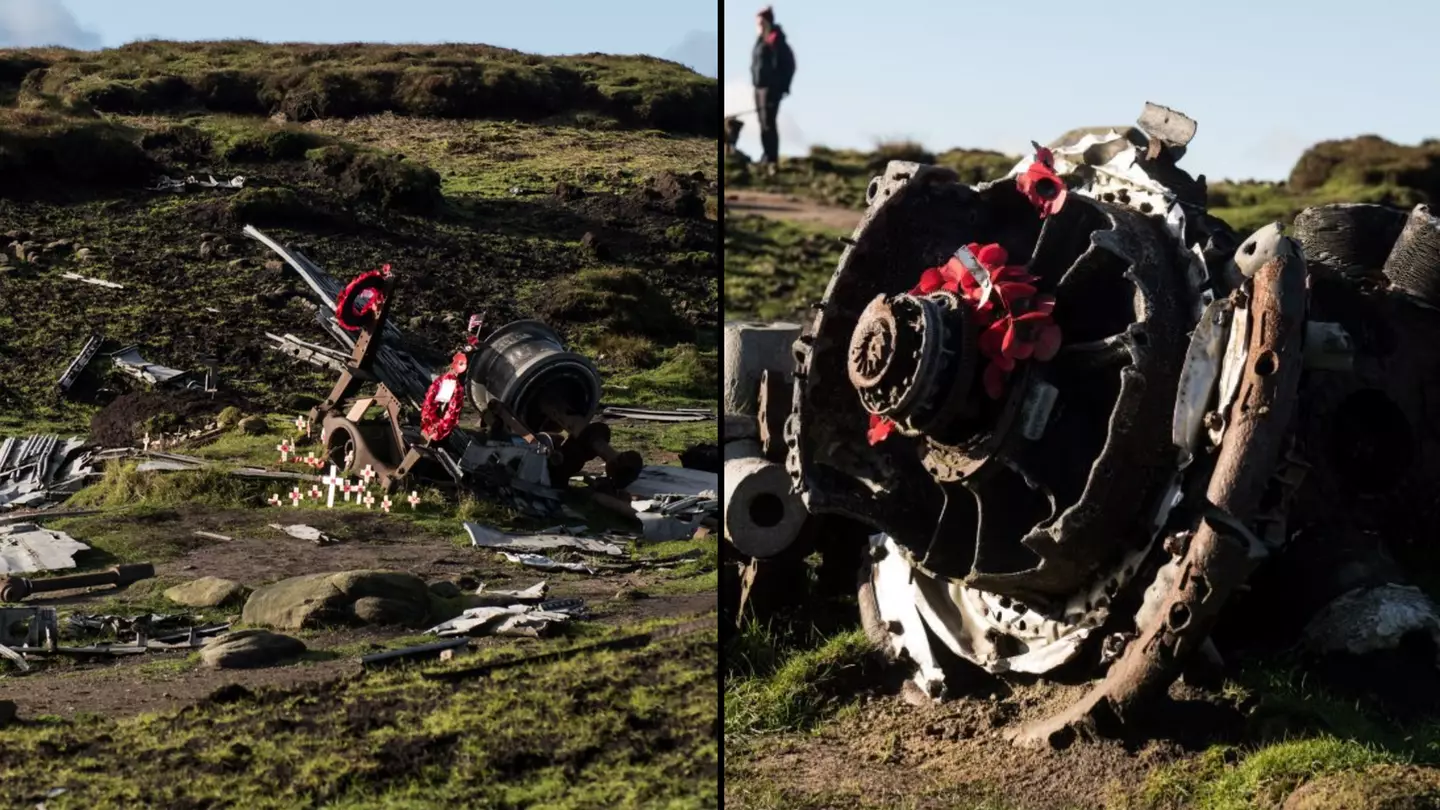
[727,683,1196,810]
[725,189,862,232]
[0,505,713,720]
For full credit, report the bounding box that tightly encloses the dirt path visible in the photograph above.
[725,189,862,231]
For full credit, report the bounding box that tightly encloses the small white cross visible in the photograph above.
[381,496,393,513]
[303,453,318,468]
[295,415,309,436]
[142,433,151,452]
[407,490,420,509]
[308,484,322,500]
[359,464,376,485]
[310,456,325,470]
[363,492,376,510]
[321,465,343,508]
[289,486,303,507]
[344,448,355,469]
[276,440,291,462]
[268,493,283,507]
[342,480,356,502]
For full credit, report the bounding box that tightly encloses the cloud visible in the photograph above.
[0,0,102,50]
[663,30,717,78]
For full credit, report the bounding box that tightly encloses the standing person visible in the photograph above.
[751,6,795,174]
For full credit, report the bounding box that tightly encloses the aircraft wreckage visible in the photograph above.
[722,102,1440,745]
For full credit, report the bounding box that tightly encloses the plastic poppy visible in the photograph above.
[1016,142,1067,218]
[867,413,897,446]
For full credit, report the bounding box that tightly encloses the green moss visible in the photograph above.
[724,629,878,742]
[531,267,691,342]
[604,346,715,407]
[9,41,716,136]
[66,462,262,511]
[1132,738,1396,810]
[0,617,718,808]
[724,214,844,321]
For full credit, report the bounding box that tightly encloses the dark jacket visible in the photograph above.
[751,24,795,94]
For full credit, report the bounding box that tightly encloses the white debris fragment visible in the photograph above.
[60,272,124,289]
[0,435,95,511]
[475,581,548,603]
[498,551,595,575]
[0,524,91,574]
[268,524,334,545]
[426,604,575,638]
[464,522,624,557]
[624,466,717,500]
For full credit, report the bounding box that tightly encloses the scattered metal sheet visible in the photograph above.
[193,531,233,542]
[0,435,96,512]
[109,346,194,387]
[601,406,715,423]
[422,616,714,683]
[464,522,624,557]
[474,580,548,604]
[0,524,90,575]
[426,603,578,638]
[269,524,335,545]
[57,335,103,394]
[624,466,717,500]
[0,642,28,671]
[265,332,349,372]
[361,637,470,669]
[150,174,245,192]
[497,551,596,575]
[0,606,59,649]
[637,511,706,542]
[60,272,123,290]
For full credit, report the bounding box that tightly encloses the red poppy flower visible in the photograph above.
[867,413,897,446]
[1016,144,1067,218]
[983,361,1009,400]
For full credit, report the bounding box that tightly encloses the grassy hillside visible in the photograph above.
[0,42,719,433]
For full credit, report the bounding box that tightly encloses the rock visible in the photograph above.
[242,570,433,630]
[284,393,321,411]
[165,576,249,608]
[428,580,462,599]
[199,241,215,259]
[237,416,268,435]
[227,257,247,269]
[581,230,608,260]
[352,596,427,626]
[1284,765,1440,810]
[614,587,649,601]
[3,230,29,242]
[0,700,13,727]
[44,239,72,255]
[200,629,306,669]
[74,247,92,261]
[217,405,242,428]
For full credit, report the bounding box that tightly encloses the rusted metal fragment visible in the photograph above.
[1012,249,1307,746]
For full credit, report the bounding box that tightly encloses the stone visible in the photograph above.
[200,629,306,669]
[428,580,462,599]
[237,416,268,435]
[3,230,29,242]
[199,241,214,260]
[165,576,249,608]
[242,570,434,630]
[44,239,72,255]
[352,596,427,626]
[74,247,92,261]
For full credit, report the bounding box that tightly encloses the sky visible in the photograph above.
[0,0,718,76]
[725,0,1440,182]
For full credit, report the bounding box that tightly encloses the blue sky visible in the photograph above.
[725,0,1440,181]
[0,0,718,76]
